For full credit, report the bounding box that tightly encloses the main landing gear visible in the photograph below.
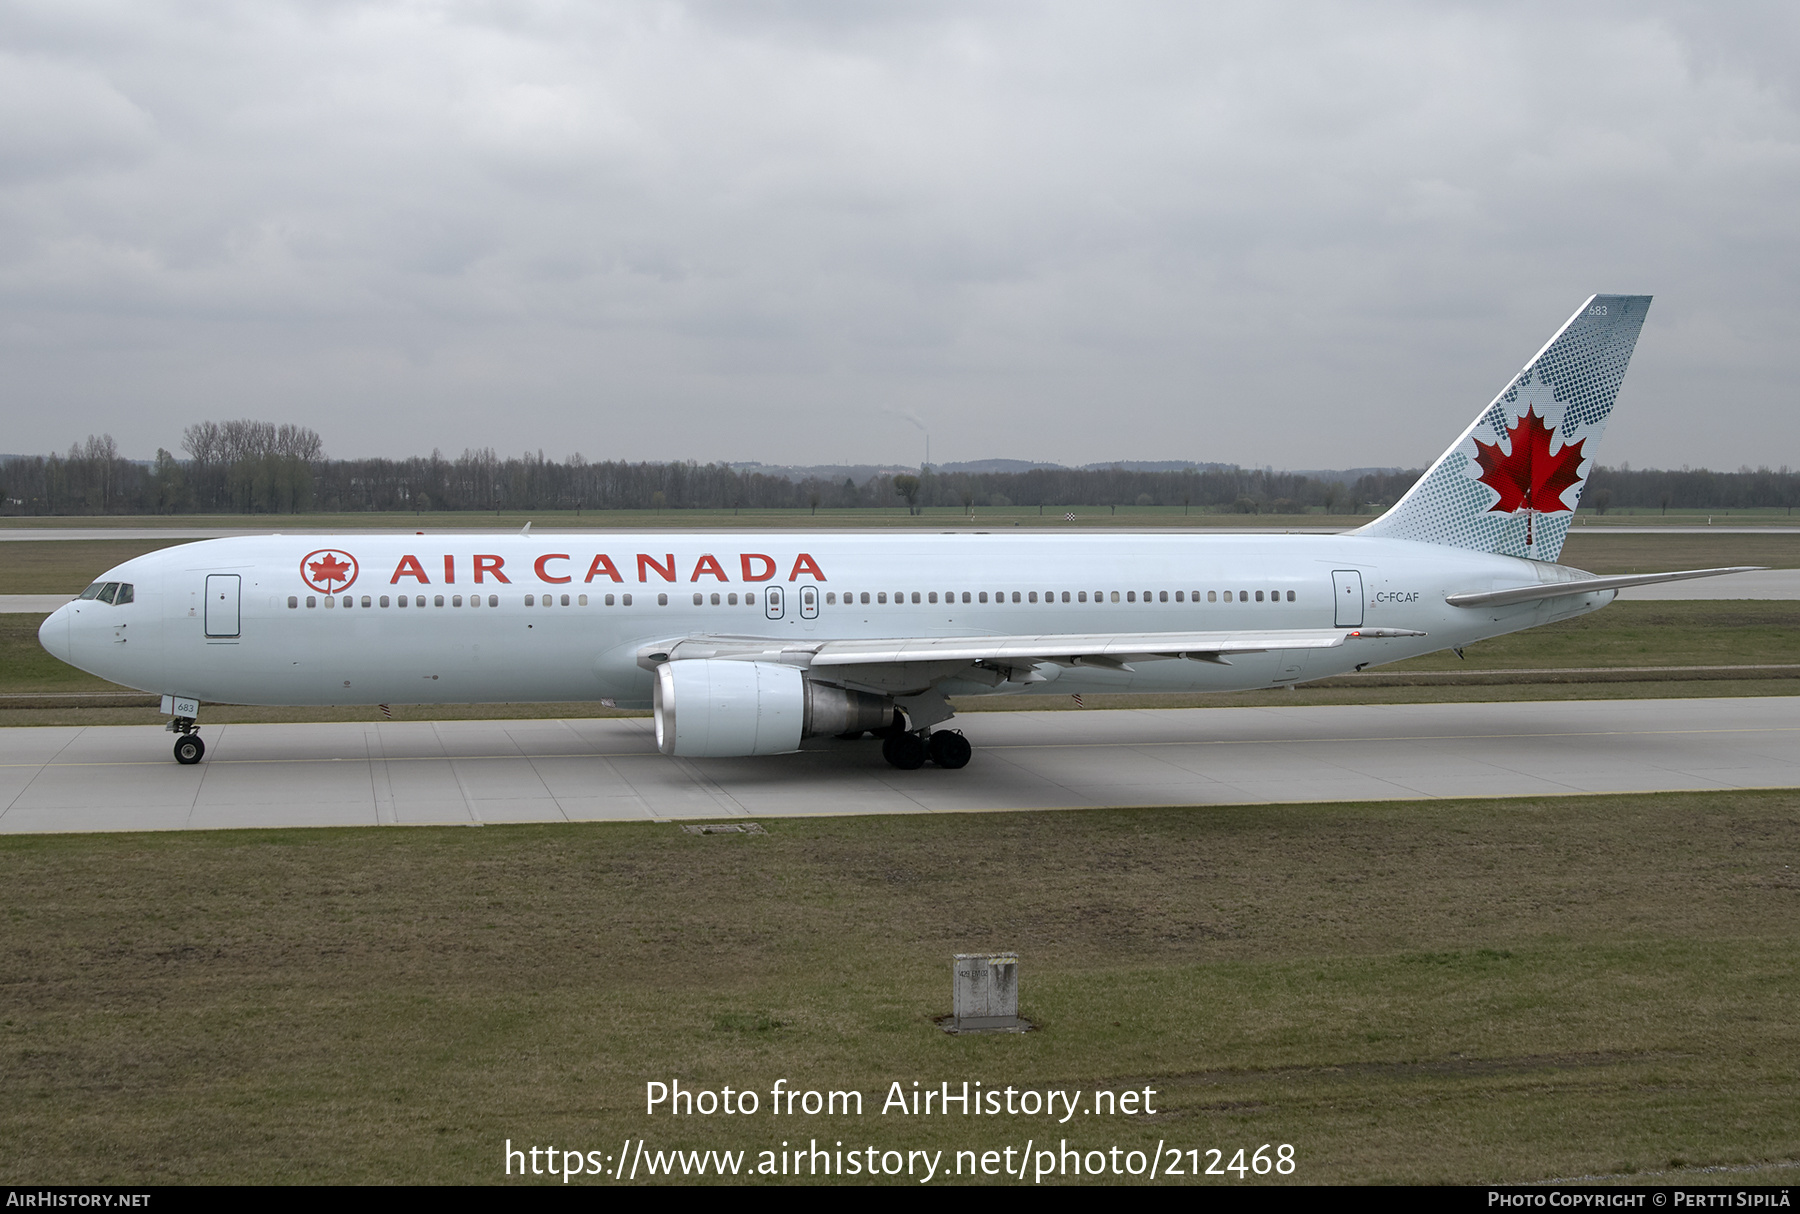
[167,716,205,765]
[881,729,972,771]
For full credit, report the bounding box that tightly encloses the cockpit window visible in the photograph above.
[98,582,120,604]
[114,583,134,605]
[79,583,104,600]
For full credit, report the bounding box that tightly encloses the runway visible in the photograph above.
[3,697,1796,833]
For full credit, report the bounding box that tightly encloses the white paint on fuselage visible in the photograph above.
[38,531,1613,708]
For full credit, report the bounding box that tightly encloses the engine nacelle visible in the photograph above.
[653,660,894,757]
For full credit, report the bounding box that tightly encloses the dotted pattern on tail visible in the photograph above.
[1359,295,1651,563]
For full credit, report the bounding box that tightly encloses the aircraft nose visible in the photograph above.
[38,604,72,665]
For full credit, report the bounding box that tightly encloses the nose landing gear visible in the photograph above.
[166,713,205,765]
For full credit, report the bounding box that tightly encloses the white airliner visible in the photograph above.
[39,294,1752,769]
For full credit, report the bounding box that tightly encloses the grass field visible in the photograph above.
[2,504,1797,532]
[3,790,1796,1185]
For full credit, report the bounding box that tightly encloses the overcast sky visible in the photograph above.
[3,1,1796,471]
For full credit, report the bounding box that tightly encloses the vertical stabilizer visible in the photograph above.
[1358,294,1651,562]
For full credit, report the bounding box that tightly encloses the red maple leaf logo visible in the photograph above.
[1473,407,1587,526]
[301,549,358,593]
[310,554,351,584]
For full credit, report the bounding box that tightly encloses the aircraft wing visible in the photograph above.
[638,626,1425,674]
[1445,566,1763,609]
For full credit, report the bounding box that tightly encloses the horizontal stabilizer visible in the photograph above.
[1444,567,1763,609]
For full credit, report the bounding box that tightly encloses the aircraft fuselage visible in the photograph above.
[39,530,1611,709]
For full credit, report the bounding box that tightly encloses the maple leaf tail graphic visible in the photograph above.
[1356,294,1651,562]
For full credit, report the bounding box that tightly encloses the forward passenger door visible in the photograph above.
[205,574,241,638]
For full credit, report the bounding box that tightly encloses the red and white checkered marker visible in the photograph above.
[1070,693,1084,707]
[1065,512,1076,521]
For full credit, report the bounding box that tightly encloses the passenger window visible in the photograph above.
[709,593,720,606]
[1159,591,1168,603]
[1062,591,1070,603]
[288,596,298,609]
[859,592,870,605]
[621,594,632,606]
[1028,592,1038,604]
[362,595,373,607]
[658,594,669,606]
[962,592,971,604]
[826,592,835,605]
[561,594,570,606]
[1078,591,1087,603]
[1287,590,1296,602]
[323,595,334,609]
[1127,591,1136,603]
[380,595,391,607]
[605,594,615,606]
[579,594,588,606]
[911,591,920,604]
[343,596,352,608]
[692,593,703,606]
[1110,591,1120,603]
[929,592,938,604]
[308,596,319,608]
[525,595,535,606]
[878,592,888,604]
[1256,591,1264,602]
[979,592,988,604]
[728,593,738,605]
[1011,592,1021,604]
[1208,591,1217,602]
[451,595,462,607]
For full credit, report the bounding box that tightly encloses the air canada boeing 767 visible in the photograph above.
[38,295,1754,769]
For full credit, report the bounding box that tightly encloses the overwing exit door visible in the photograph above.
[205,574,241,638]
[799,585,819,619]
[1332,570,1364,628]
[764,586,785,619]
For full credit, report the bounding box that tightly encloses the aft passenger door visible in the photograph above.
[205,574,241,638]
[1332,570,1364,628]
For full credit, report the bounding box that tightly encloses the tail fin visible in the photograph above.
[1358,294,1651,562]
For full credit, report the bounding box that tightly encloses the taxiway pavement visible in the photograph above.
[2,697,1795,833]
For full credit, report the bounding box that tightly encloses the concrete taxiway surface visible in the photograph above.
[3,697,1795,833]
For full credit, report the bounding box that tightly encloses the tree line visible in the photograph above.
[2,421,1795,516]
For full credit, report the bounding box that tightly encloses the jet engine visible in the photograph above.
[653,659,895,757]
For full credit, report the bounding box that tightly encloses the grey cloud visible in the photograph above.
[1,1,1796,471]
